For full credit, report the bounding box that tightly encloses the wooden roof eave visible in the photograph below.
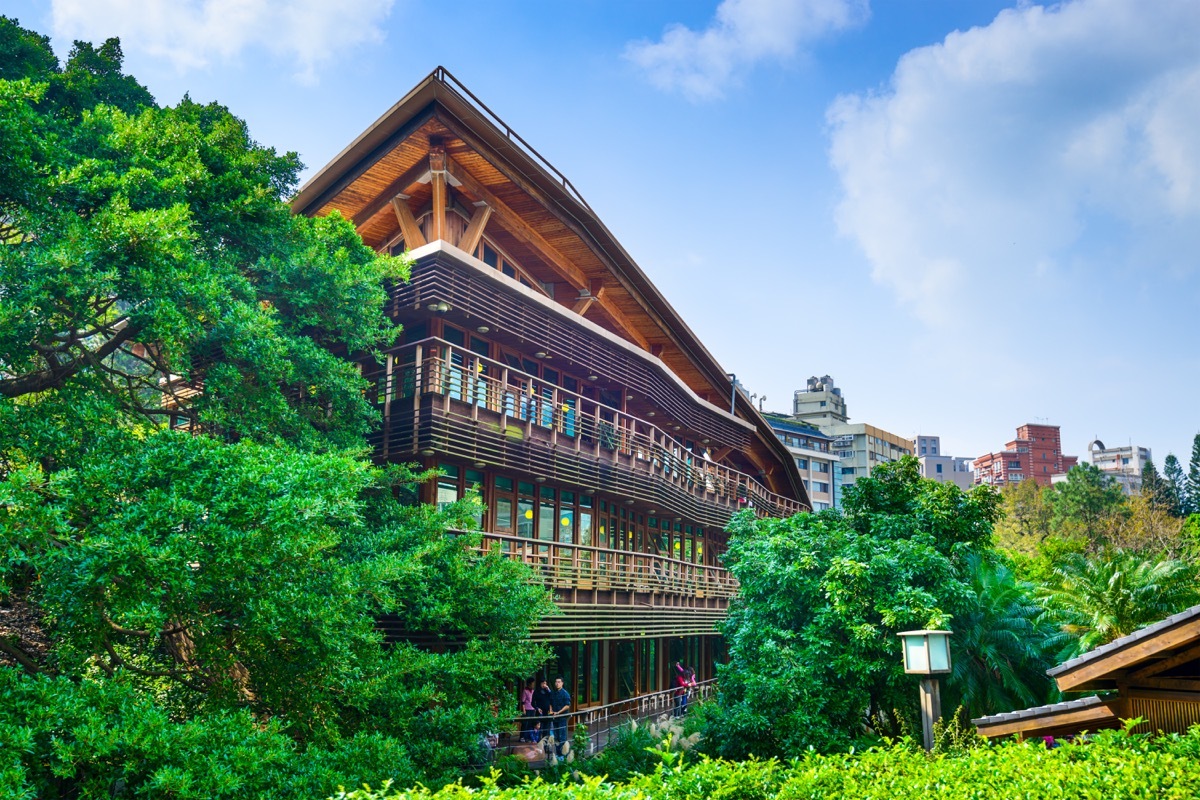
[1049,606,1200,692]
[291,67,806,504]
[973,696,1121,740]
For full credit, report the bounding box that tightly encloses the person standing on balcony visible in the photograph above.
[674,661,688,717]
[519,678,536,741]
[548,676,572,756]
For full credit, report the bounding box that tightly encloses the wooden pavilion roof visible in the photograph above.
[291,67,806,503]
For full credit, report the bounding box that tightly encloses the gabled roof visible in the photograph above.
[292,67,806,503]
[1048,603,1200,692]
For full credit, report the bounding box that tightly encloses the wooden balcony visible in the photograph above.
[471,530,737,600]
[369,338,808,528]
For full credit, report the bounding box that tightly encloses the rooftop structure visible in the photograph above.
[974,603,1200,740]
[793,375,848,427]
[1081,439,1152,496]
[973,423,1078,488]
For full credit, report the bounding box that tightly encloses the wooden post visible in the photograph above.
[429,140,447,243]
[412,344,423,454]
[382,352,394,459]
[919,677,941,752]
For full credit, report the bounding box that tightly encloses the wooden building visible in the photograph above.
[290,68,809,711]
[973,604,1200,740]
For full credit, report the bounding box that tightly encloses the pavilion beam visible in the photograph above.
[390,195,426,249]
[428,141,448,243]
[458,201,492,255]
[445,157,651,350]
[352,159,431,229]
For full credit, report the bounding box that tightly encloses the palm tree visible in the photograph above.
[945,553,1064,719]
[1040,550,1200,658]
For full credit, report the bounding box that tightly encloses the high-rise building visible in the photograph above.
[973,423,1078,487]
[914,435,974,489]
[1081,439,1152,495]
[793,375,848,427]
[765,415,841,510]
[290,69,809,714]
[827,423,914,490]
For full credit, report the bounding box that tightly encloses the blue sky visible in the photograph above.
[11,0,1200,467]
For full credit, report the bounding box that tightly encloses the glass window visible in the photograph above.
[517,499,534,538]
[482,242,499,268]
[559,507,574,544]
[437,479,458,511]
[579,511,593,547]
[496,497,513,532]
[539,501,556,544]
[616,641,636,700]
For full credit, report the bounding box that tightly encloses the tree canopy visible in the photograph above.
[0,18,552,798]
[704,458,1041,758]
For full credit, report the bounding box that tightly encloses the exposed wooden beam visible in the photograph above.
[1055,618,1200,691]
[457,201,492,255]
[390,195,426,249]
[1128,642,1200,681]
[594,296,651,351]
[1141,677,1200,692]
[428,141,447,242]
[445,157,588,289]
[352,159,431,228]
[444,157,650,350]
[571,283,604,315]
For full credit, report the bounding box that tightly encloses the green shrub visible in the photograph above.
[328,726,1200,800]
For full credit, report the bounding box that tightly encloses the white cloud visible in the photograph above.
[625,0,868,101]
[827,0,1200,328]
[50,0,395,84]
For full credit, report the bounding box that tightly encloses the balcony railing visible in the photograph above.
[491,679,716,763]
[468,530,738,599]
[371,338,807,522]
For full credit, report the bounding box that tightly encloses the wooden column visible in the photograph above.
[429,140,447,243]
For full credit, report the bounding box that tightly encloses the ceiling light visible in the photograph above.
[587,374,599,381]
[476,326,490,333]
[535,351,547,358]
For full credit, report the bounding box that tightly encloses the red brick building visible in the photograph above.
[973,423,1078,487]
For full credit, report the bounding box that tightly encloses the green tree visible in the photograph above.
[1141,457,1166,510]
[1163,455,1185,517]
[943,552,1063,718]
[1044,463,1128,544]
[1040,551,1200,658]
[0,18,554,796]
[705,458,1004,758]
[1185,434,1200,517]
[0,16,403,455]
[993,478,1052,555]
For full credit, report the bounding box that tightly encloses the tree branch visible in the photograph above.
[0,322,142,398]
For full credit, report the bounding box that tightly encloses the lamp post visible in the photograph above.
[897,629,952,751]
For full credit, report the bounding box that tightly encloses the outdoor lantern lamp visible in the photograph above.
[898,630,952,751]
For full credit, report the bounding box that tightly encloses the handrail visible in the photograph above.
[494,679,716,759]
[431,67,593,212]
[466,529,737,598]
[371,337,806,520]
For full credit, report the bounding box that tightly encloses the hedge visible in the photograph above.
[331,726,1200,800]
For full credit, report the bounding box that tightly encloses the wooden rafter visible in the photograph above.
[1128,642,1200,682]
[352,158,431,228]
[571,279,604,315]
[444,157,650,350]
[458,201,492,255]
[390,195,426,248]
